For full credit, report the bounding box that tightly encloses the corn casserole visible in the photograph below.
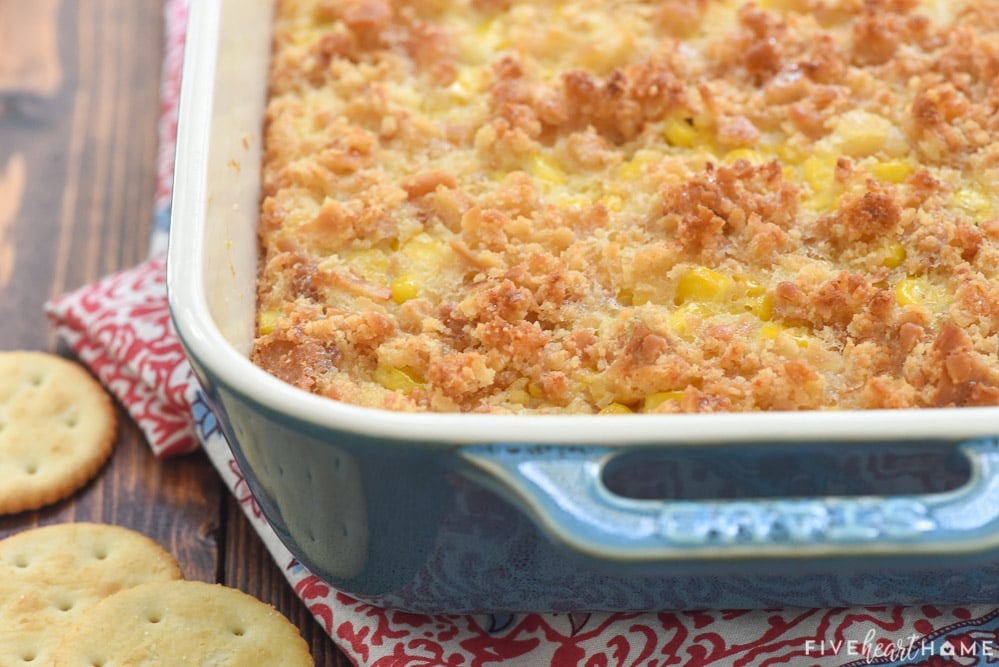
[251,0,999,414]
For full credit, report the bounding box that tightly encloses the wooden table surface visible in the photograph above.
[0,2,349,664]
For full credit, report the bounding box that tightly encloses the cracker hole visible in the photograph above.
[147,612,162,624]
[28,374,44,387]
[63,413,79,428]
[24,463,38,475]
[56,600,74,612]
[20,652,36,662]
[92,548,108,561]
[13,555,29,568]
[231,626,246,637]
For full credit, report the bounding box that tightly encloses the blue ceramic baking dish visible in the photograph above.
[168,0,999,613]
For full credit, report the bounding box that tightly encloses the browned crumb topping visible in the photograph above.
[253,0,999,414]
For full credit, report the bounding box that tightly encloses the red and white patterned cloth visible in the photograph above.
[43,1,999,665]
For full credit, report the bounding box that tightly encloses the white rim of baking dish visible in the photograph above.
[166,0,999,449]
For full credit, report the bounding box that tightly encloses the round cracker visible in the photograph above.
[0,351,117,514]
[0,522,183,666]
[53,580,313,666]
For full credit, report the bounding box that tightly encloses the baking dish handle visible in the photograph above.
[459,438,999,562]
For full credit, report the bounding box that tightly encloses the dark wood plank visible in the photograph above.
[0,1,350,662]
[0,0,222,564]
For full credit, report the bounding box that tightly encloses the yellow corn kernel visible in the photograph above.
[759,322,780,340]
[759,322,809,348]
[528,154,567,185]
[395,235,451,300]
[600,194,624,212]
[895,278,923,306]
[257,309,282,335]
[789,330,810,348]
[882,242,907,269]
[617,150,660,180]
[642,391,683,412]
[740,278,767,297]
[663,116,699,148]
[527,380,544,399]
[448,65,485,97]
[870,159,914,184]
[801,154,838,211]
[508,378,531,406]
[599,402,633,414]
[509,390,530,406]
[954,187,993,221]
[895,277,923,307]
[668,302,708,338]
[747,293,774,321]
[374,364,423,392]
[675,266,734,304]
[555,193,592,208]
[802,154,836,190]
[629,289,652,307]
[391,275,419,304]
[735,278,772,319]
[894,276,945,308]
[616,161,644,181]
[775,140,806,165]
[402,233,446,268]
